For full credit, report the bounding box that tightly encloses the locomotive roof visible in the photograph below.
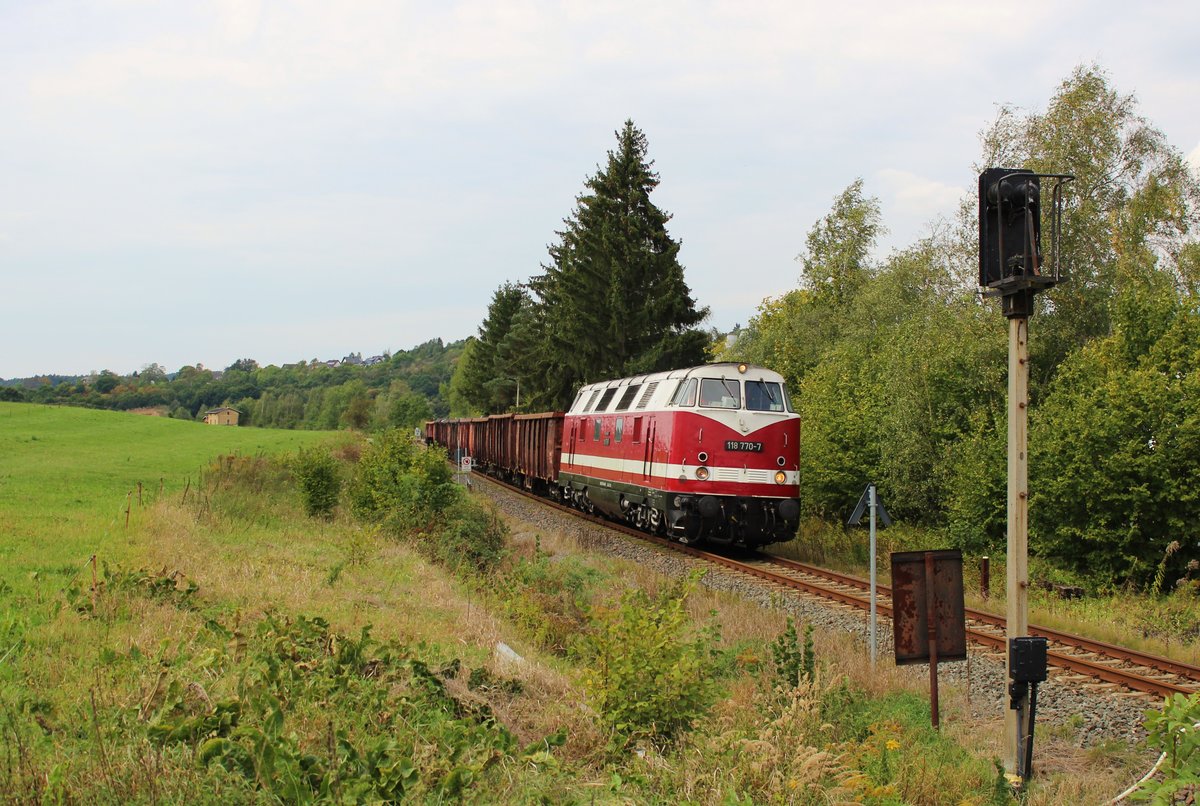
[567,363,790,416]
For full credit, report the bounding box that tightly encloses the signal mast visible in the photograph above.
[978,167,1073,783]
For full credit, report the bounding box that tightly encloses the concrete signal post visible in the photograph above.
[977,168,1073,781]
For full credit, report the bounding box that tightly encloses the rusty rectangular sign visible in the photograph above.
[890,550,967,665]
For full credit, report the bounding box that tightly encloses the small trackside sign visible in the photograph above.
[460,456,473,473]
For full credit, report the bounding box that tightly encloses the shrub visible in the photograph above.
[292,446,342,518]
[349,430,459,533]
[430,500,508,575]
[582,572,721,746]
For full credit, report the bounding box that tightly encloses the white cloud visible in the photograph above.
[876,168,965,220]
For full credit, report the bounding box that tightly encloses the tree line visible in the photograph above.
[724,66,1199,587]
[1,339,464,432]
[447,66,1200,588]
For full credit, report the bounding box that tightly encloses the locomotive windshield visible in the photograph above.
[745,380,786,412]
[699,378,741,409]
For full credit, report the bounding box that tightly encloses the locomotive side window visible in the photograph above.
[615,385,641,411]
[669,378,697,407]
[699,378,741,409]
[596,388,617,411]
[745,380,785,412]
[593,418,601,441]
[615,417,624,443]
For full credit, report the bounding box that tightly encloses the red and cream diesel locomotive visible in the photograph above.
[426,362,801,548]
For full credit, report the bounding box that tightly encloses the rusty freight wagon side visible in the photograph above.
[512,412,564,491]
[425,412,564,492]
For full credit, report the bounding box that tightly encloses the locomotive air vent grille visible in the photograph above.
[715,468,773,483]
[636,382,659,409]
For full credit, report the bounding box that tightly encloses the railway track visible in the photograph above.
[476,471,1200,700]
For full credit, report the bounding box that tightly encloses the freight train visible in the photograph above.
[425,362,801,548]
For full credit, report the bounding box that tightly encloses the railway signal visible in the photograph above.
[978,167,1073,781]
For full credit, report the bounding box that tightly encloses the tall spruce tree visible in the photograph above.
[529,121,709,408]
[458,282,529,413]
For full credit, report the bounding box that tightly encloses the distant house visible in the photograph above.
[364,355,387,366]
[204,407,240,426]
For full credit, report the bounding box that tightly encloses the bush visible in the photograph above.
[293,446,342,518]
[582,572,721,746]
[349,430,459,533]
[431,500,508,575]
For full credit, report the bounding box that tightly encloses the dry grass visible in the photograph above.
[129,495,613,773]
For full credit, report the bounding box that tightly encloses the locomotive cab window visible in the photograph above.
[615,417,624,443]
[585,389,602,412]
[745,380,786,412]
[669,378,697,407]
[699,378,740,409]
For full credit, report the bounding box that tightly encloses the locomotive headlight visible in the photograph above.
[774,470,788,485]
[695,466,710,481]
[737,363,748,374]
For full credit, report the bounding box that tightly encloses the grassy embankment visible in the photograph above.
[0,402,1166,803]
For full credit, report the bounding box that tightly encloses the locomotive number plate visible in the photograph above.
[725,440,763,452]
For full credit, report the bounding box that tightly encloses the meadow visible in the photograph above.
[0,403,330,601]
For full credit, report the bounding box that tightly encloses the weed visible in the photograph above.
[499,544,599,654]
[1136,691,1200,802]
[64,563,198,618]
[771,617,816,690]
[141,612,547,802]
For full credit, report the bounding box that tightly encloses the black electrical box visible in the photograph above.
[1009,636,1049,683]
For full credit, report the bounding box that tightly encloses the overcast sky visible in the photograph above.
[3,1,1198,379]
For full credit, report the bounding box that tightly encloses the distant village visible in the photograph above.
[317,352,389,369]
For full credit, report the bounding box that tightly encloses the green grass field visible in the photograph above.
[0,402,331,599]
